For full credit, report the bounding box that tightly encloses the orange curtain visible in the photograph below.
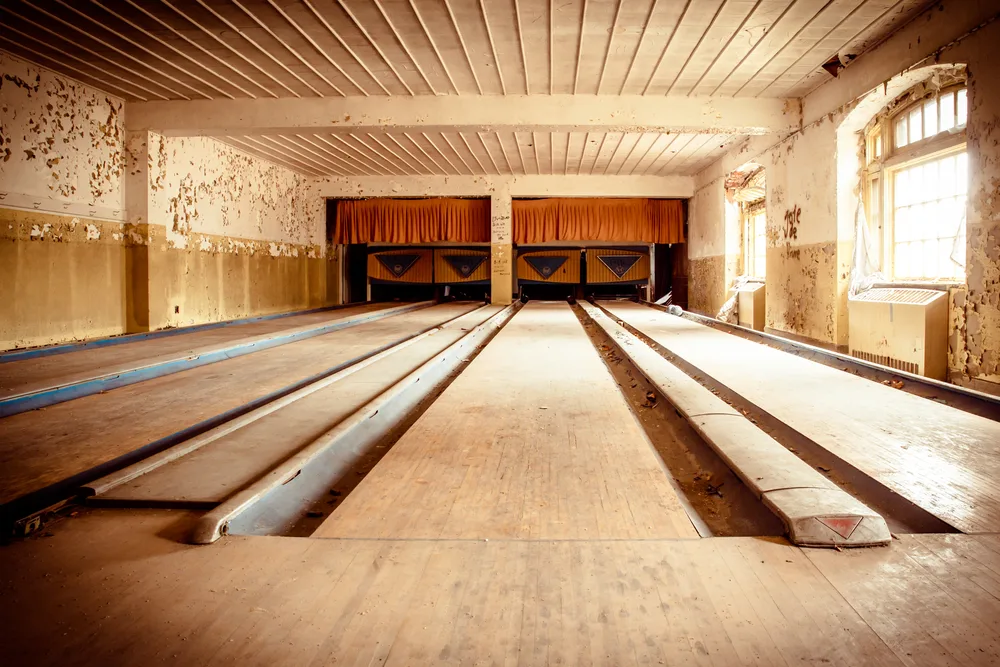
[512,198,684,244]
[335,198,490,244]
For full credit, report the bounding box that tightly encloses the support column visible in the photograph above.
[490,188,513,304]
[124,130,151,333]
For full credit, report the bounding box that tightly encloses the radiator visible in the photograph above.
[848,288,948,380]
[736,282,766,331]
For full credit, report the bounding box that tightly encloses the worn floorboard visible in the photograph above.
[2,299,999,665]
[100,306,502,505]
[4,510,1000,665]
[314,301,699,541]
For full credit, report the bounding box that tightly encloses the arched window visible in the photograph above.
[863,83,968,281]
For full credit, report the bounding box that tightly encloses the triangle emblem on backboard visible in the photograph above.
[376,253,421,278]
[524,255,568,280]
[597,254,641,278]
[816,516,863,539]
[444,254,487,278]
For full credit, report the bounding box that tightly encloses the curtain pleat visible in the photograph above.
[513,198,684,244]
[335,197,683,245]
[335,198,490,244]
[511,199,559,244]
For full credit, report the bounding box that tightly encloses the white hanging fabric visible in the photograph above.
[849,201,885,297]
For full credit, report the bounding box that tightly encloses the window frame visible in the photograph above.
[742,198,767,279]
[863,82,968,284]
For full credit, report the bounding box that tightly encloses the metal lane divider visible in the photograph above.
[190,300,522,544]
[0,301,435,418]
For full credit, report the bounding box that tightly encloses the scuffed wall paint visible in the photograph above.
[687,179,731,315]
[0,51,124,218]
[688,114,844,341]
[690,15,1000,389]
[763,115,843,343]
[766,242,840,342]
[688,256,726,315]
[0,52,130,349]
[948,285,969,378]
[0,51,333,348]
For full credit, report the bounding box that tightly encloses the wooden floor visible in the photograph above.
[0,303,392,397]
[0,303,479,507]
[3,301,1000,665]
[3,509,1000,666]
[314,301,699,541]
[602,301,1000,535]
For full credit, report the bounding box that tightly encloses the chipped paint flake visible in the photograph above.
[29,222,51,239]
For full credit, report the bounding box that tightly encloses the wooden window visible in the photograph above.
[864,84,968,281]
[891,86,967,150]
[750,205,767,278]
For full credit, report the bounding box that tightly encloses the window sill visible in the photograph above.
[871,280,962,291]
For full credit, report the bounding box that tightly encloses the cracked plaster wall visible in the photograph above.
[689,115,844,345]
[953,27,1000,390]
[687,180,741,316]
[0,51,124,218]
[761,115,844,345]
[146,134,322,254]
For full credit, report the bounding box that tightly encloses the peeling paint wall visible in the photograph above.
[0,52,128,349]
[0,51,124,219]
[1,51,332,350]
[689,118,845,342]
[687,179,741,315]
[762,115,843,344]
[689,12,1000,393]
[131,133,329,331]
[957,31,1000,390]
[147,135,321,251]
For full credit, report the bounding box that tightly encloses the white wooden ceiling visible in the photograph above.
[223,130,737,176]
[0,0,933,176]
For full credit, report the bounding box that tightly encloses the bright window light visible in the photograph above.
[892,152,967,280]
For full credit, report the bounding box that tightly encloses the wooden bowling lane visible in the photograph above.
[314,301,700,541]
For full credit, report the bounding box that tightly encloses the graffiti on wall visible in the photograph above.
[783,205,800,241]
